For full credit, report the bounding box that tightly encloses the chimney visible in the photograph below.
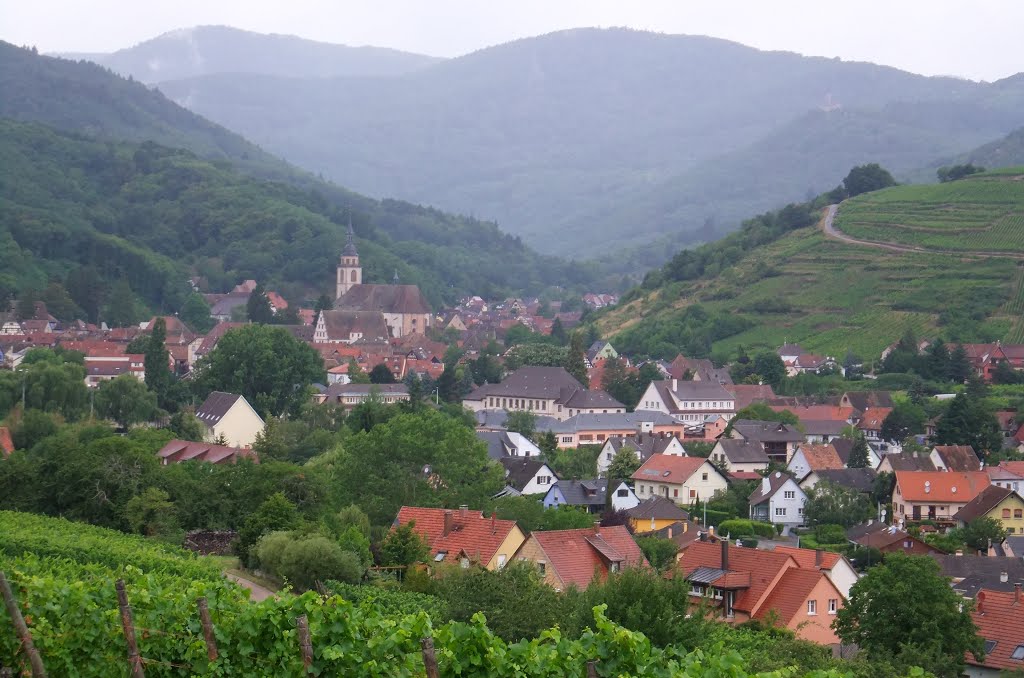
[667,525,674,539]
[721,539,729,570]
[459,505,468,520]
[955,549,963,557]
[1015,583,1021,604]
[491,511,497,534]
[443,510,453,537]
[683,522,688,533]
[977,591,986,614]
[815,549,824,567]
[593,520,601,536]
[672,378,678,391]
[1001,571,1009,583]
[708,525,715,537]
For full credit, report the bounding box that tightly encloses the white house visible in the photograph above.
[631,454,729,505]
[636,379,736,425]
[542,479,639,512]
[463,366,625,421]
[499,458,557,495]
[195,391,265,449]
[597,434,686,477]
[786,444,844,483]
[748,472,807,534]
[709,439,769,474]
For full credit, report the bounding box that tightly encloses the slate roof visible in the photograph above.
[539,411,679,434]
[627,496,690,522]
[395,506,518,566]
[632,454,714,486]
[156,439,257,464]
[655,379,735,403]
[932,445,983,472]
[551,479,610,507]
[477,431,511,460]
[799,420,849,437]
[318,310,391,341]
[811,468,877,493]
[337,284,432,315]
[882,453,936,472]
[954,485,1018,524]
[195,392,244,427]
[931,553,1024,591]
[731,420,804,443]
[895,470,989,503]
[500,458,552,492]
[830,439,856,465]
[716,439,769,464]
[968,588,1024,672]
[466,366,582,400]
[748,472,800,506]
[209,295,248,316]
[842,391,894,411]
[529,526,646,589]
[562,388,625,409]
[325,383,409,397]
[725,384,777,410]
[606,434,681,462]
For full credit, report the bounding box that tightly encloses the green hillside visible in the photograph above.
[0,120,599,322]
[597,169,1024,361]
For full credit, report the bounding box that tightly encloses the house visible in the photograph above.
[800,419,848,444]
[855,407,892,444]
[892,470,990,526]
[637,519,712,549]
[476,431,541,460]
[0,426,13,458]
[988,462,1024,493]
[463,367,625,422]
[334,223,432,338]
[194,392,265,448]
[156,439,258,465]
[724,383,775,410]
[784,353,838,377]
[513,525,646,591]
[313,310,391,343]
[675,540,844,644]
[770,545,859,600]
[631,454,729,505]
[748,472,807,533]
[876,452,936,475]
[846,522,942,556]
[317,383,410,408]
[828,438,880,470]
[800,467,877,494]
[394,506,526,571]
[498,458,557,496]
[668,355,733,385]
[728,420,804,464]
[965,586,1024,677]
[840,391,895,412]
[597,433,686,477]
[955,486,1024,535]
[636,379,736,425]
[586,341,618,364]
[931,553,1024,597]
[786,444,844,482]
[542,478,639,512]
[536,411,687,448]
[626,496,690,533]
[709,439,769,474]
[930,445,983,473]
[777,343,805,363]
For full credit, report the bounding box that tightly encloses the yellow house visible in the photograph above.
[955,486,1024,535]
[626,496,691,532]
[394,506,526,570]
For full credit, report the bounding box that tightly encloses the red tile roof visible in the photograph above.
[0,427,13,457]
[776,405,856,422]
[857,408,892,431]
[969,588,1024,671]
[676,541,795,614]
[771,545,843,571]
[632,454,714,485]
[156,439,257,464]
[395,506,519,567]
[895,471,990,503]
[797,444,845,472]
[755,566,833,624]
[999,461,1024,477]
[530,525,646,590]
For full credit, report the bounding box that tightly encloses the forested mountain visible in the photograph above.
[149,27,1024,256]
[594,168,1024,362]
[55,25,441,83]
[949,124,1024,172]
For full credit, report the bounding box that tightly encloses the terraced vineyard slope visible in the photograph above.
[598,168,1024,361]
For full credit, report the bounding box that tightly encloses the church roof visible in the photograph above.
[342,219,358,257]
[337,284,432,315]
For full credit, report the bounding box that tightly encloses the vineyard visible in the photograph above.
[0,512,909,677]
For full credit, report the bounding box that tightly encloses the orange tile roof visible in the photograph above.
[894,470,990,503]
[632,454,714,485]
[676,541,795,614]
[395,506,518,567]
[771,545,843,570]
[755,566,834,625]
[999,461,1024,477]
[969,588,1024,671]
[857,407,892,430]
[797,444,845,472]
[776,405,856,422]
[0,427,13,457]
[530,526,646,590]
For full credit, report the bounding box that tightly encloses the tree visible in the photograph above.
[880,402,926,443]
[379,522,429,566]
[368,363,396,384]
[256,532,363,590]
[104,279,142,328]
[949,344,971,383]
[635,536,678,571]
[504,410,537,440]
[564,332,590,387]
[961,517,1007,552]
[168,410,205,441]
[313,294,334,314]
[752,351,786,388]
[937,164,984,183]
[144,317,172,402]
[346,358,370,385]
[178,293,215,334]
[935,392,1002,454]
[842,163,897,198]
[246,283,274,324]
[992,360,1024,385]
[847,436,871,469]
[124,487,179,540]
[236,492,301,565]
[923,339,950,382]
[95,375,160,428]
[192,325,324,417]
[606,447,641,482]
[65,266,106,324]
[550,317,568,345]
[436,364,460,403]
[601,357,637,410]
[728,403,798,428]
[833,553,983,676]
[802,480,872,527]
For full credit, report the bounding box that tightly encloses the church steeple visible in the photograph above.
[336,213,362,298]
[393,269,400,284]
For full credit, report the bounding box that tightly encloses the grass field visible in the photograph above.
[600,168,1024,360]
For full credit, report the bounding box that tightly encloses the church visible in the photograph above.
[330,222,432,339]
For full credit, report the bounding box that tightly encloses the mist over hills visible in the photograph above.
[54,25,441,82]
[142,27,1024,257]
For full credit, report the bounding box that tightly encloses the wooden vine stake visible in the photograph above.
[0,571,47,677]
[196,597,218,662]
[587,660,599,678]
[420,637,440,678]
[115,579,145,678]
[295,614,313,673]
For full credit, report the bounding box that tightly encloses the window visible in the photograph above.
[537,561,546,576]
[775,507,787,517]
[1004,508,1012,519]
[690,583,703,596]
[689,489,696,498]
[807,600,817,615]
[610,562,620,573]
[702,473,709,481]
[617,488,628,497]
[460,557,470,569]
[538,476,551,485]
[797,506,804,515]
[674,489,679,498]
[1016,509,1023,519]
[828,599,837,615]
[904,540,912,548]
[984,640,998,654]
[784,490,795,499]
[497,554,507,569]
[639,485,645,495]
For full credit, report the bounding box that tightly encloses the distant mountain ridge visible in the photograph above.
[53,25,442,82]
[144,26,1024,257]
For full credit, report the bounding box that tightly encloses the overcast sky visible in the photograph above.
[3,0,1022,82]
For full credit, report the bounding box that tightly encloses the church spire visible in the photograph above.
[342,214,358,257]
[393,269,400,284]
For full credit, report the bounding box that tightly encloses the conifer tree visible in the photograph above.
[565,331,590,387]
[144,317,172,401]
[847,436,871,468]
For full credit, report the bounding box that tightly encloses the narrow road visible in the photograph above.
[821,203,1024,260]
[226,572,276,602]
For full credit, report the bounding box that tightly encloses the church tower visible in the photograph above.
[336,218,362,298]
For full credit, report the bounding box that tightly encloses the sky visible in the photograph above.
[2,0,1022,82]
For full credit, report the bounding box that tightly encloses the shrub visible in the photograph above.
[813,524,848,545]
[256,532,364,590]
[718,519,775,538]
